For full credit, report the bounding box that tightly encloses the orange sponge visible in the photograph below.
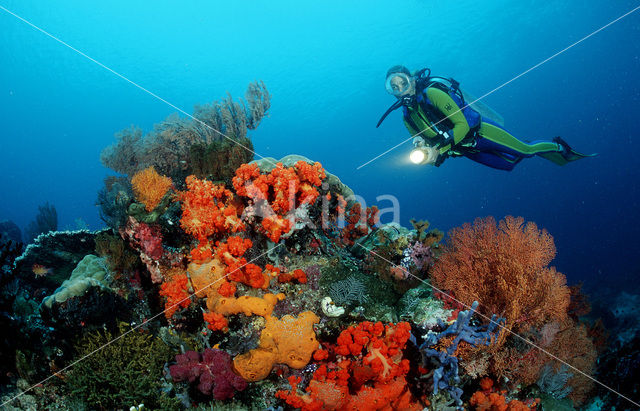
[209,293,284,317]
[233,311,320,382]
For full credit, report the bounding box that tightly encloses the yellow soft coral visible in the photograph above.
[131,166,173,211]
[233,311,320,382]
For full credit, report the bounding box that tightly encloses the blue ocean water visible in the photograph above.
[1,0,639,300]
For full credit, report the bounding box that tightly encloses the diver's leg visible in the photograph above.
[478,122,560,158]
[477,122,594,166]
[463,150,522,171]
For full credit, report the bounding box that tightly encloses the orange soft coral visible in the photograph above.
[131,166,173,211]
[278,268,307,284]
[159,273,192,319]
[469,383,539,411]
[177,175,244,246]
[202,311,229,332]
[431,216,570,346]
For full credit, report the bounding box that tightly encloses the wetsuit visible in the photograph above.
[402,86,588,170]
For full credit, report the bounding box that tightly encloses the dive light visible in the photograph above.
[409,137,438,165]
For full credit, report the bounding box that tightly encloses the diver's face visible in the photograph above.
[390,76,408,93]
[386,73,414,97]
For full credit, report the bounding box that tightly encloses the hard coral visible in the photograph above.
[131,166,173,212]
[169,348,247,400]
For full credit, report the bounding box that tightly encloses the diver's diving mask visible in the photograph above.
[385,72,413,97]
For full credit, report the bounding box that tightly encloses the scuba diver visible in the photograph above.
[377,65,596,170]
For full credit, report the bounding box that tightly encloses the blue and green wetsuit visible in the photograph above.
[403,86,592,170]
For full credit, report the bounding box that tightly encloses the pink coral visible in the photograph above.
[119,217,164,282]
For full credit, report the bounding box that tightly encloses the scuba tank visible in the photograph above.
[377,68,505,128]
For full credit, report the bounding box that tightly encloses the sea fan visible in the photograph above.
[328,276,368,306]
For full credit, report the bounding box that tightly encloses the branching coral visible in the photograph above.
[189,138,255,183]
[100,126,145,176]
[65,323,178,409]
[418,301,504,406]
[100,82,270,180]
[24,202,58,244]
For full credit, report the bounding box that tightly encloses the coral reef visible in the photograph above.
[0,88,614,410]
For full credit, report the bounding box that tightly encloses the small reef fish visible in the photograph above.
[32,263,53,277]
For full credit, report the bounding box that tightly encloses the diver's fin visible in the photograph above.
[553,137,598,160]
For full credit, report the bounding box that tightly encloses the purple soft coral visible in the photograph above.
[409,241,433,271]
[169,348,247,400]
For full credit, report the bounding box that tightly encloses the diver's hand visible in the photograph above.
[434,150,447,167]
[412,136,425,148]
[423,146,439,165]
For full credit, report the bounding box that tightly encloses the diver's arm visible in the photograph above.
[426,87,470,152]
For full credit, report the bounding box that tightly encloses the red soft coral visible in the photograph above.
[262,215,293,243]
[159,273,191,319]
[215,236,268,289]
[232,161,326,242]
[203,311,229,332]
[277,321,420,410]
[177,175,244,247]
